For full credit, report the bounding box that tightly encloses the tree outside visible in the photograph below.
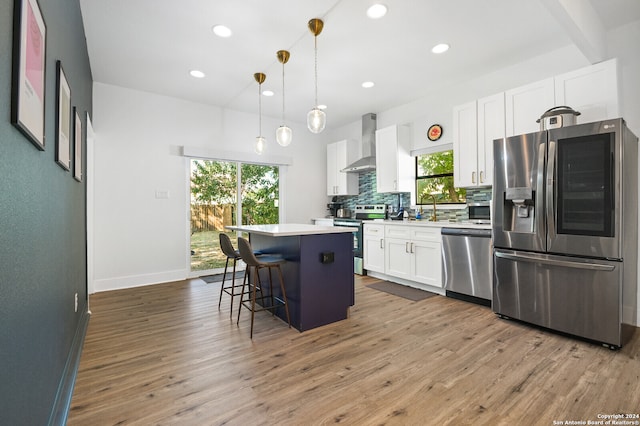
[190,160,279,271]
[416,150,466,205]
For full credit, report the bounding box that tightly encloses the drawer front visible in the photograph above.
[385,225,410,239]
[410,227,441,242]
[364,223,385,236]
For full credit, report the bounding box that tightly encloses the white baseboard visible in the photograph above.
[623,305,640,327]
[93,269,187,292]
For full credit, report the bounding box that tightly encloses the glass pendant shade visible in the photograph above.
[275,50,292,147]
[276,125,292,146]
[255,136,266,154]
[307,108,326,134]
[253,72,266,155]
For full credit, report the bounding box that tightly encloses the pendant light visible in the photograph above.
[275,50,292,146]
[307,18,326,134]
[254,72,266,154]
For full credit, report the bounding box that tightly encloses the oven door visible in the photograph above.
[333,219,363,274]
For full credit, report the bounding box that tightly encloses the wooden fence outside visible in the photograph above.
[191,204,234,232]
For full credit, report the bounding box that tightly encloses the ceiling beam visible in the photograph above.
[540,0,607,63]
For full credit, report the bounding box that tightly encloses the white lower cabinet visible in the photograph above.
[383,225,442,287]
[363,224,385,274]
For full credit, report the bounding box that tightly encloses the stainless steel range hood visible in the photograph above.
[341,113,377,173]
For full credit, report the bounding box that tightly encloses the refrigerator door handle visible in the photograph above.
[546,140,556,246]
[536,141,546,242]
[495,251,616,271]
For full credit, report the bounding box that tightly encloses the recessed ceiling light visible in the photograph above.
[367,4,388,19]
[189,70,205,78]
[262,90,274,97]
[318,104,327,110]
[212,25,232,38]
[432,43,450,54]
[362,81,375,88]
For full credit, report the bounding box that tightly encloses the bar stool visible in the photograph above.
[236,237,291,338]
[218,233,243,318]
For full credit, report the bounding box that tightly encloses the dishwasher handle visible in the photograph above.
[441,227,491,238]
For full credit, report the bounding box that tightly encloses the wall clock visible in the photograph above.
[427,124,443,141]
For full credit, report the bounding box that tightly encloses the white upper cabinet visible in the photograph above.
[505,78,555,137]
[554,58,619,125]
[453,61,619,189]
[505,59,619,137]
[453,93,504,188]
[375,124,414,193]
[327,139,358,196]
[477,92,505,187]
[453,101,478,188]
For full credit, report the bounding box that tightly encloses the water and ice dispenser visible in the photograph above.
[503,187,535,232]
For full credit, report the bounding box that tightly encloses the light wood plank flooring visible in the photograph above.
[68,276,640,425]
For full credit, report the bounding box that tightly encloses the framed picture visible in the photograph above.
[11,0,47,150]
[55,61,71,171]
[73,108,82,182]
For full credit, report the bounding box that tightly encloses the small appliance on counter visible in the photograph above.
[327,197,342,218]
[336,208,351,218]
[536,106,581,130]
[467,202,491,224]
[388,193,408,220]
[389,208,405,220]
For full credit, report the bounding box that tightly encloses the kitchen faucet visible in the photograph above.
[429,195,437,222]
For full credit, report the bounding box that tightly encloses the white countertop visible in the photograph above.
[366,219,492,230]
[226,223,359,237]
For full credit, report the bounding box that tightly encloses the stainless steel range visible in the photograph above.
[333,204,386,275]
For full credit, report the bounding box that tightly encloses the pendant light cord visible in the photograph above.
[314,35,319,107]
[282,62,286,124]
[258,82,262,136]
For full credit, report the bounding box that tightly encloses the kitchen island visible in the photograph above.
[226,224,357,332]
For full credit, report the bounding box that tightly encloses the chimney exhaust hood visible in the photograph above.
[341,113,377,173]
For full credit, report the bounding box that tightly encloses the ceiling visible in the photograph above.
[79,0,640,130]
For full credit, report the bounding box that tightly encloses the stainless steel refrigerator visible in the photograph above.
[492,118,638,348]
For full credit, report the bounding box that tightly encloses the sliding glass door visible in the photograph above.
[189,159,279,274]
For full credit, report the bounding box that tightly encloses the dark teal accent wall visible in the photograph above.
[0,0,92,424]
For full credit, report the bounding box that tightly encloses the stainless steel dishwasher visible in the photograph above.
[441,227,492,306]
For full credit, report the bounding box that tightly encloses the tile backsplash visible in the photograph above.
[335,171,410,211]
[333,171,493,222]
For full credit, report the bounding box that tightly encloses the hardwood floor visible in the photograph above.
[68,276,640,425]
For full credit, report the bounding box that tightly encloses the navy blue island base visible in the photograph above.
[229,225,355,332]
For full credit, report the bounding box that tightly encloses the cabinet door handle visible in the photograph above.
[405,242,410,253]
[411,242,415,253]
[472,172,476,184]
[480,171,484,183]
[380,239,384,249]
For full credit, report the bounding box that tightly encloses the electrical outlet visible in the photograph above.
[74,293,78,313]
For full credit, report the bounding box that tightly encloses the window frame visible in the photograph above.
[414,149,466,205]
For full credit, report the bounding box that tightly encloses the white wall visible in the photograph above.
[92,83,326,292]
